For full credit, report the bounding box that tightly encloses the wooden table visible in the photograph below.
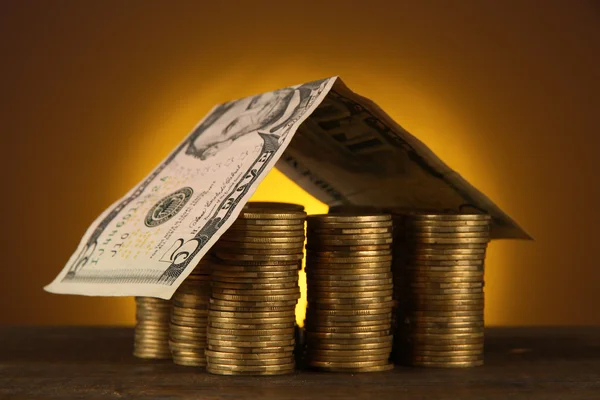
[1,327,598,399]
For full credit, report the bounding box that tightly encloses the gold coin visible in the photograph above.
[309,278,393,287]
[411,238,489,245]
[308,233,393,240]
[171,307,210,317]
[408,310,483,317]
[410,349,483,357]
[308,290,393,299]
[226,224,304,232]
[207,344,295,354]
[314,363,394,373]
[308,215,391,223]
[411,271,484,279]
[410,288,484,296]
[306,268,391,276]
[171,317,208,328]
[207,327,295,336]
[308,359,391,368]
[207,360,295,371]
[306,312,392,323]
[408,331,484,340]
[207,356,295,366]
[410,247,487,255]
[212,270,298,278]
[237,209,306,220]
[411,231,490,239]
[306,330,391,339]
[308,341,392,350]
[208,304,296,312]
[208,332,293,341]
[244,201,304,211]
[408,225,490,233]
[409,292,485,300]
[308,238,393,246]
[305,319,391,329]
[308,284,393,294]
[307,255,393,264]
[308,221,393,229]
[210,321,294,330]
[310,296,393,305]
[209,317,295,326]
[305,273,393,281]
[211,276,299,284]
[409,280,484,288]
[407,265,484,272]
[207,366,295,376]
[410,254,486,261]
[309,249,392,257]
[305,261,392,270]
[309,227,393,235]
[410,360,483,368]
[205,349,292,359]
[211,281,299,290]
[211,293,300,302]
[216,247,304,255]
[207,364,295,375]
[215,253,304,262]
[307,244,392,252]
[212,287,300,296]
[218,236,305,244]
[231,217,305,225]
[169,340,206,350]
[208,310,295,319]
[307,307,392,316]
[307,348,391,357]
[307,324,391,334]
[212,266,300,274]
[207,339,295,348]
[172,358,206,367]
[407,259,485,266]
[408,326,484,335]
[216,241,306,249]
[409,213,491,221]
[222,230,305,238]
[307,354,390,363]
[310,301,394,311]
[209,298,298,308]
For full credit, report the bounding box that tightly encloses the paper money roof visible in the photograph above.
[45,76,529,298]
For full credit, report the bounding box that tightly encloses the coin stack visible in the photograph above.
[169,256,214,367]
[206,207,306,375]
[395,213,492,368]
[133,297,172,359]
[304,214,395,373]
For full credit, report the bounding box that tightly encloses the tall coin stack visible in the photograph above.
[395,213,492,368]
[304,214,395,373]
[134,297,172,359]
[206,207,306,375]
[169,256,214,367]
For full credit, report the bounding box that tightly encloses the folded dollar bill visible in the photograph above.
[45,77,529,298]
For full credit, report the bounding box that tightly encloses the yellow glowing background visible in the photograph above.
[1,1,599,326]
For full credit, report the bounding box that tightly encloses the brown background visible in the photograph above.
[1,0,599,326]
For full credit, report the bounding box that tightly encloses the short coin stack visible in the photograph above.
[304,214,395,373]
[206,207,306,375]
[396,213,492,368]
[133,297,172,359]
[169,257,214,367]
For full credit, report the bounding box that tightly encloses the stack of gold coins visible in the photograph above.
[304,214,395,373]
[206,206,306,375]
[133,297,172,359]
[396,213,492,368]
[169,256,214,367]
